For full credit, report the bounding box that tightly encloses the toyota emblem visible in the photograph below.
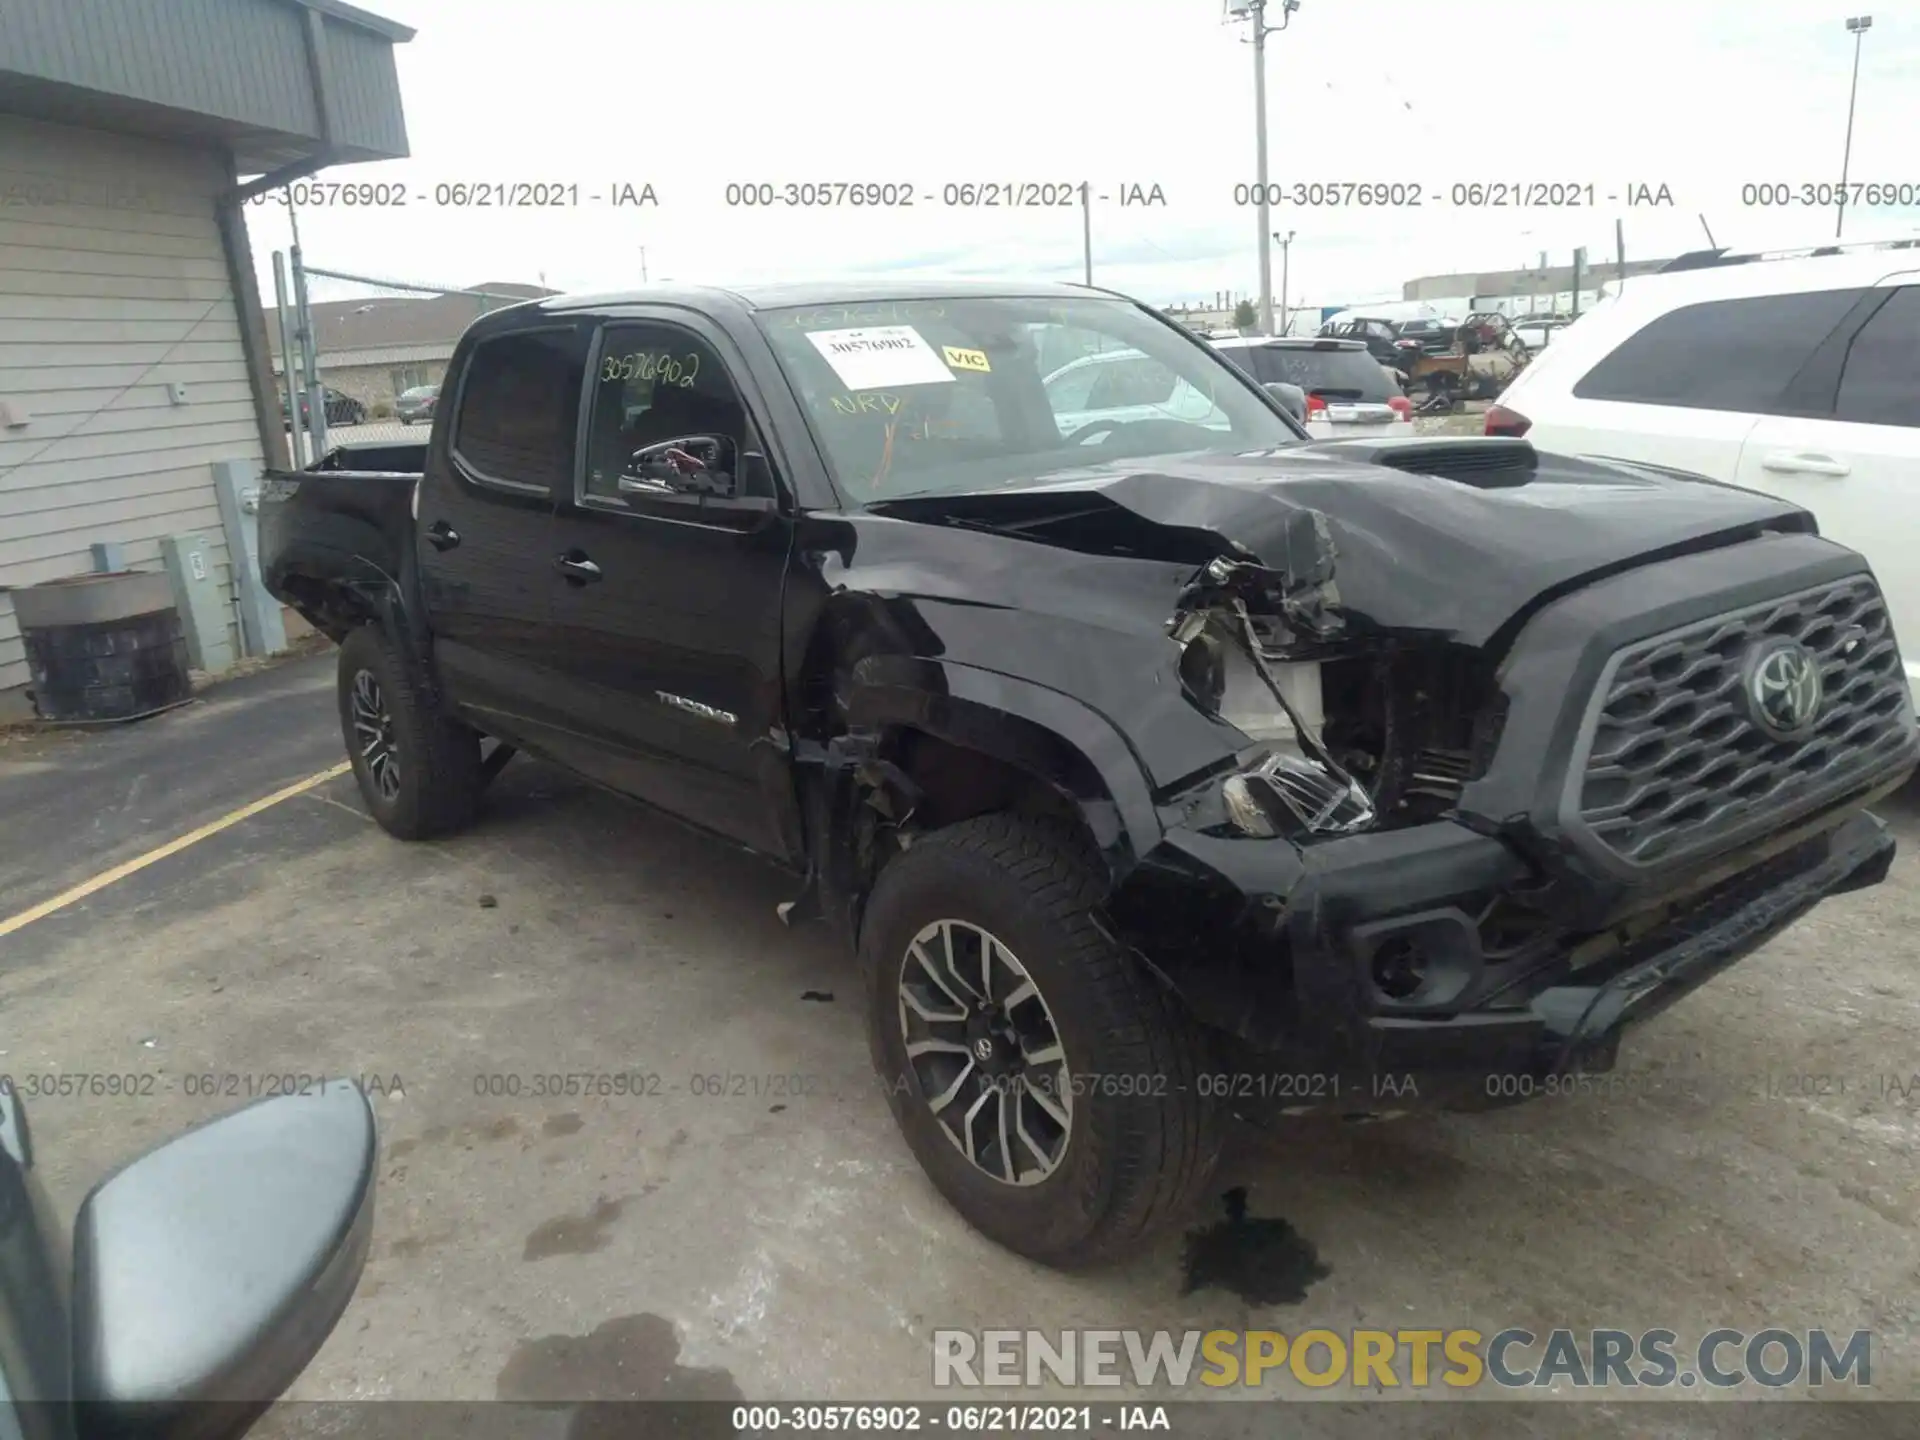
[1743,639,1824,740]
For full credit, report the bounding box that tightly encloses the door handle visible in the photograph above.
[554,552,603,585]
[1761,450,1851,478]
[425,520,461,550]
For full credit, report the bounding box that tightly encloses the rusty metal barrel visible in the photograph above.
[13,571,192,722]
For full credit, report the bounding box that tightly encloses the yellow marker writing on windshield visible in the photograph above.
[942,345,990,374]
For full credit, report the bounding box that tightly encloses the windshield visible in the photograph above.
[756,295,1304,502]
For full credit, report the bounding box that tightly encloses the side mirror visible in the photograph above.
[1263,382,1308,422]
[619,433,739,496]
[72,1083,377,1440]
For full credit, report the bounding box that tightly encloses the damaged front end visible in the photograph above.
[1166,510,1376,840]
[824,450,1911,1120]
[1162,504,1502,847]
[1118,499,1909,1122]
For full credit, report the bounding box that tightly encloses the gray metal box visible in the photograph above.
[161,534,237,674]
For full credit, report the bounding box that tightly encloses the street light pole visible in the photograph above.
[1231,0,1299,335]
[1837,15,1873,240]
[1081,181,1093,284]
[1273,230,1294,334]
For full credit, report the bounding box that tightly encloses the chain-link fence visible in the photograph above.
[266,258,553,461]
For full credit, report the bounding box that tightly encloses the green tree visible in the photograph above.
[1232,299,1257,331]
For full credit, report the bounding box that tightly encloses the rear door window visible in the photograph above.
[1570,287,1868,413]
[1833,286,1920,428]
[451,327,590,493]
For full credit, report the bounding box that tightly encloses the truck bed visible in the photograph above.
[259,452,423,641]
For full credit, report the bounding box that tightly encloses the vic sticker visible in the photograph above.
[942,345,991,374]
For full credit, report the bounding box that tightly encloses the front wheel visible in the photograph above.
[336,626,483,839]
[859,814,1223,1268]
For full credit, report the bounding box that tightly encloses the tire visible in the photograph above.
[859,813,1223,1268]
[336,625,483,840]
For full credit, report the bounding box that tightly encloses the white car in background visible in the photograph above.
[1041,347,1231,437]
[1491,244,1920,700]
[1510,315,1572,351]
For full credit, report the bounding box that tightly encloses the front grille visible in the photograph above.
[1573,574,1914,866]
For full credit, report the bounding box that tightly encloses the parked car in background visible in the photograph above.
[1492,245,1920,702]
[1511,315,1572,351]
[1,1081,375,1440]
[1208,335,1412,437]
[1392,316,1459,355]
[1319,300,1447,331]
[281,384,367,428]
[396,383,439,425]
[1041,346,1232,436]
[1317,314,1406,367]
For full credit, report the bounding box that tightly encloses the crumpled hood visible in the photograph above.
[866,441,1817,649]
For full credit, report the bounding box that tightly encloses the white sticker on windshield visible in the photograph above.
[805,325,956,391]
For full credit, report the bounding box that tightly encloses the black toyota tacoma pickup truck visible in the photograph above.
[261,280,1917,1268]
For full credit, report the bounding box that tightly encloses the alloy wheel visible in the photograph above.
[349,668,401,803]
[897,919,1072,1185]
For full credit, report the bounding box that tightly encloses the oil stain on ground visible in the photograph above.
[1181,1187,1330,1306]
[523,1195,625,1261]
[498,1312,741,1440]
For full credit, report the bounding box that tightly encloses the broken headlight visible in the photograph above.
[1178,599,1377,838]
[1222,751,1375,837]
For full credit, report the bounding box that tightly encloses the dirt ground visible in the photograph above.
[3,650,1917,1439]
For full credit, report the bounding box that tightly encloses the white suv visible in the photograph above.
[1492,245,1920,699]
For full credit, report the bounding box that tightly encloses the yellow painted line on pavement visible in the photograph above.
[0,761,353,941]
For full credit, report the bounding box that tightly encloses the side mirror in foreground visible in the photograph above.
[72,1082,377,1440]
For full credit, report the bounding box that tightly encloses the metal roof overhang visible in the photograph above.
[0,0,415,186]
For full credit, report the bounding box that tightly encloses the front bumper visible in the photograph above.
[1115,804,1899,1118]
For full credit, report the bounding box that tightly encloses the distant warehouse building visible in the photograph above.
[1404,258,1675,316]
[0,0,414,714]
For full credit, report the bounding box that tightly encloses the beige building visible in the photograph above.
[265,282,555,414]
[0,0,412,711]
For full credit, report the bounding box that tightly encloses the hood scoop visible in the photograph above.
[1301,436,1541,489]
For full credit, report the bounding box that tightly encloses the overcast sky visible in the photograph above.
[245,0,1920,312]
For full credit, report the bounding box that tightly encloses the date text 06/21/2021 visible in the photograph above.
[9,1067,1919,1107]
[1230,181,1676,208]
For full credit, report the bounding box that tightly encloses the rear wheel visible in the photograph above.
[859,814,1223,1268]
[336,625,483,839]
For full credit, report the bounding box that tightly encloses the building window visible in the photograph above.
[390,365,432,394]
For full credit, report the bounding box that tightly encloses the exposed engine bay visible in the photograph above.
[1167,508,1505,840]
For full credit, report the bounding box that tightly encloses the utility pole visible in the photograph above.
[1837,16,1873,239]
[271,252,304,469]
[289,242,327,458]
[1229,0,1300,335]
[1273,230,1294,335]
[1080,182,1092,284]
